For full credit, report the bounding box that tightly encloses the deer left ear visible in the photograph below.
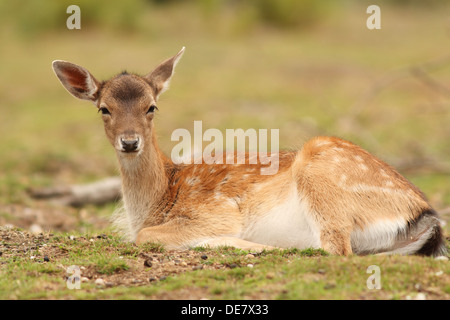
[52,60,100,104]
[145,47,185,100]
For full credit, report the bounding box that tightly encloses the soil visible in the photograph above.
[0,226,248,299]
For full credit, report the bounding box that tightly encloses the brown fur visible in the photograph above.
[52,49,446,256]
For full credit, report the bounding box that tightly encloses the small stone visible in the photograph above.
[29,224,43,235]
[180,261,188,267]
[229,263,238,269]
[193,265,204,271]
[159,276,167,281]
[81,277,89,283]
[30,256,36,260]
[201,255,208,260]
[317,269,326,274]
[414,293,426,300]
[43,256,50,262]
[435,271,443,276]
[69,235,75,241]
[144,259,153,268]
[95,278,105,286]
[266,272,275,279]
[247,264,254,268]
[245,254,255,259]
[434,256,448,261]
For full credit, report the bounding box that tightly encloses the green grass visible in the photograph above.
[1,230,448,300]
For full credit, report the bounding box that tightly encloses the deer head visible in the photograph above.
[52,47,185,157]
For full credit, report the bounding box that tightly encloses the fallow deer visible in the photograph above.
[52,48,446,256]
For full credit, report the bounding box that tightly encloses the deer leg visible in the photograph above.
[136,224,277,252]
[196,237,277,252]
[319,227,353,256]
[136,224,195,249]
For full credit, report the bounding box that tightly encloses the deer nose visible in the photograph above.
[120,137,139,152]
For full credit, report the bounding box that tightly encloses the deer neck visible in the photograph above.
[117,133,169,236]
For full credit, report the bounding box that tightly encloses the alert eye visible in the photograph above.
[147,105,158,114]
[98,107,111,115]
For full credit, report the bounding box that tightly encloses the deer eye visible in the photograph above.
[98,107,111,115]
[147,105,158,114]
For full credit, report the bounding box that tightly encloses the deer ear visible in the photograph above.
[145,47,185,100]
[52,60,100,104]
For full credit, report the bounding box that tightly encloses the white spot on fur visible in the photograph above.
[186,176,200,186]
[380,169,390,178]
[344,184,405,195]
[333,156,341,163]
[358,163,368,171]
[338,175,408,196]
[384,180,394,187]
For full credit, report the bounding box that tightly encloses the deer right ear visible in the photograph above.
[52,60,100,103]
[144,47,185,100]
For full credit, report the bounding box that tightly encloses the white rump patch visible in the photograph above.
[351,218,407,254]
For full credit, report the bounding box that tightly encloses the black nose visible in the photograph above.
[121,138,139,152]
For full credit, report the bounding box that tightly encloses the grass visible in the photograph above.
[0,228,448,300]
[0,2,449,300]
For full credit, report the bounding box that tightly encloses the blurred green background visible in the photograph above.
[0,0,449,228]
